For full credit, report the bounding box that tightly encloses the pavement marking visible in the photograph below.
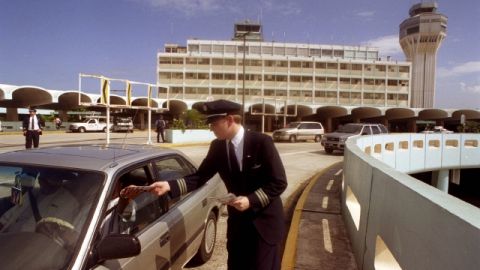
[322,196,329,209]
[326,179,334,191]
[281,161,343,270]
[335,169,343,176]
[322,219,333,253]
[280,150,317,157]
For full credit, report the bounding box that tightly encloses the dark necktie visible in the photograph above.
[228,141,240,173]
[31,117,34,130]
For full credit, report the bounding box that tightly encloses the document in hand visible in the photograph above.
[211,193,237,204]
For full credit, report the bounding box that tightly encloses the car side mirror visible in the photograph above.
[94,234,141,261]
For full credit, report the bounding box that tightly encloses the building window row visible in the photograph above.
[159,57,410,75]
[160,72,409,87]
[186,43,379,60]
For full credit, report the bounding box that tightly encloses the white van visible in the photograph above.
[272,121,324,142]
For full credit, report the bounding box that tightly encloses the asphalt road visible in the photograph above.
[0,130,343,269]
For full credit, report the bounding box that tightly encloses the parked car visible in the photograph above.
[68,118,113,133]
[0,144,225,269]
[421,126,453,134]
[272,121,325,143]
[112,117,134,133]
[321,123,388,154]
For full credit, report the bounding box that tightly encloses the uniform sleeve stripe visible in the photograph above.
[255,188,270,207]
[177,178,187,195]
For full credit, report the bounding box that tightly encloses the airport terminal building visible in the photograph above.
[157,22,412,111]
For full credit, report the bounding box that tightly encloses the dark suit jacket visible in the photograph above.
[168,130,287,244]
[22,115,44,131]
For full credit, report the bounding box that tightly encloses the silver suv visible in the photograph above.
[273,121,324,143]
[321,123,388,154]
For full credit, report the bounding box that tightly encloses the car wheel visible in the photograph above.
[289,135,296,143]
[102,127,107,132]
[78,127,86,133]
[192,211,217,264]
[314,135,321,142]
[325,147,334,154]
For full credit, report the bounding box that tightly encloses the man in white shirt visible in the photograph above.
[22,108,44,149]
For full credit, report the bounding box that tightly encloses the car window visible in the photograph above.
[361,126,372,135]
[371,126,381,134]
[337,124,362,133]
[0,164,104,268]
[110,165,169,235]
[298,123,307,129]
[154,156,195,181]
[379,125,388,133]
[286,122,300,128]
[153,156,196,207]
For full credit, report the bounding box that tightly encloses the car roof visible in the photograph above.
[0,144,182,172]
[344,123,383,126]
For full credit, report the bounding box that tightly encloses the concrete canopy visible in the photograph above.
[163,99,187,116]
[418,109,448,120]
[281,104,313,117]
[451,109,480,120]
[251,103,276,114]
[37,92,92,110]
[351,107,382,120]
[0,86,53,108]
[131,98,159,108]
[385,108,415,120]
[95,95,127,106]
[316,106,348,119]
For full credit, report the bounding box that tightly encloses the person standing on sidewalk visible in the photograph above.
[22,108,44,149]
[122,99,288,270]
[155,115,166,143]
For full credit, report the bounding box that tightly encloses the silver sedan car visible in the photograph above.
[0,144,226,269]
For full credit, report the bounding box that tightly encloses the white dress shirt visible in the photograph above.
[29,116,40,130]
[228,126,245,171]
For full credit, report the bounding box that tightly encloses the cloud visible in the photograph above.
[261,0,301,16]
[438,61,480,78]
[460,82,480,94]
[129,0,222,15]
[356,10,375,18]
[361,35,403,57]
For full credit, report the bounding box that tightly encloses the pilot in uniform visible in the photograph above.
[22,108,44,149]
[122,99,288,270]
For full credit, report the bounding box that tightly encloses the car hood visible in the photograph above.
[324,132,359,139]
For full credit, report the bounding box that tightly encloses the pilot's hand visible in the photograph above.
[230,196,250,212]
[120,185,150,200]
[149,181,170,196]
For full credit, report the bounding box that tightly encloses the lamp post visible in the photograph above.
[242,33,247,126]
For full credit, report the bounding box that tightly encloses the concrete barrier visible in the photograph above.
[343,133,480,270]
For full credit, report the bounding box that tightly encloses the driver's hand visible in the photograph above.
[149,181,170,196]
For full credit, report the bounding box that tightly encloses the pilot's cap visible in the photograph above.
[202,99,241,124]
[29,108,36,113]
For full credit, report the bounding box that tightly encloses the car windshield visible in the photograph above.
[116,118,131,124]
[286,122,300,128]
[0,164,104,269]
[337,124,363,134]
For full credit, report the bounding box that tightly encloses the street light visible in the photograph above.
[242,33,247,126]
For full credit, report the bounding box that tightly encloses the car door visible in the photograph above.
[94,163,172,270]
[297,123,309,140]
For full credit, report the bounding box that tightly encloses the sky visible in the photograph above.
[0,0,479,109]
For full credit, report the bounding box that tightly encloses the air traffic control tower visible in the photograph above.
[399,2,447,108]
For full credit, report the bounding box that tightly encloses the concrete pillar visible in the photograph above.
[135,111,145,130]
[58,110,68,121]
[432,169,449,192]
[326,118,333,133]
[6,107,19,121]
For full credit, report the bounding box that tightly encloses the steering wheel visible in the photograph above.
[35,217,79,251]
